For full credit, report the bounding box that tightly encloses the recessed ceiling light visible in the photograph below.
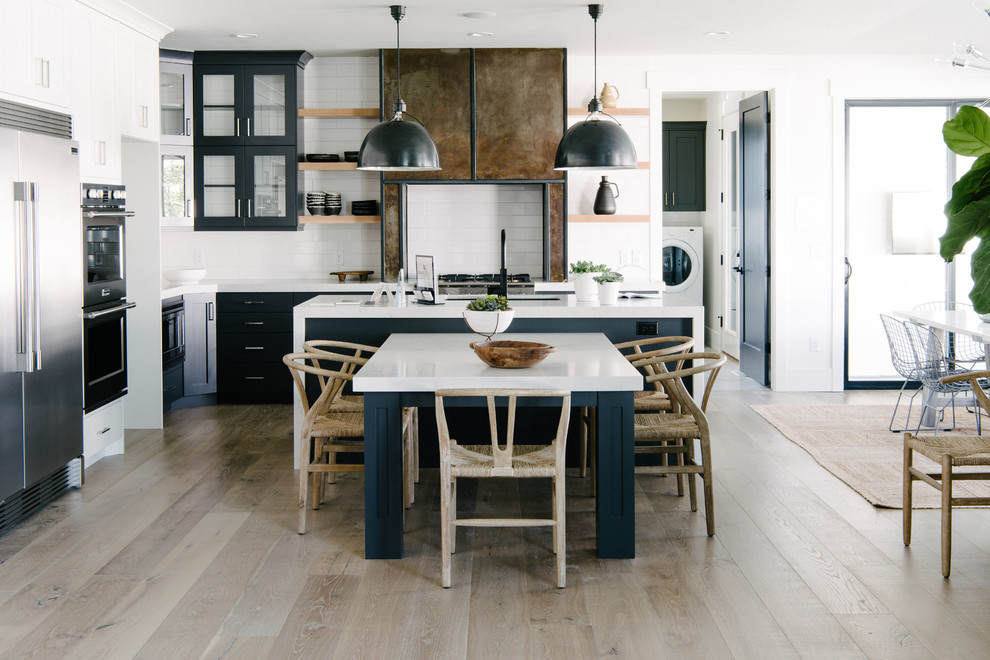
[234,33,258,39]
[463,11,496,19]
[469,31,494,38]
[704,31,729,37]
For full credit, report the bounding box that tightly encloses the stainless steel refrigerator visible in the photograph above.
[0,102,84,514]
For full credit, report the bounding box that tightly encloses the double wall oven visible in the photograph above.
[81,183,136,413]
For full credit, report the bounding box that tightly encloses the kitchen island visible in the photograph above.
[292,292,704,461]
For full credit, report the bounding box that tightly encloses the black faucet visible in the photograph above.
[498,229,508,298]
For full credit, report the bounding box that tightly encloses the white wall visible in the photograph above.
[122,137,163,429]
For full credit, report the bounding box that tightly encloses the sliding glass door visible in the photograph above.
[845,101,976,387]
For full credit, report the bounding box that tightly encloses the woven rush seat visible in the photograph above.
[634,412,698,439]
[906,434,990,466]
[327,394,364,413]
[311,410,364,439]
[447,443,557,477]
[634,390,672,412]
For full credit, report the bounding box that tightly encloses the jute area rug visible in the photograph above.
[751,404,990,509]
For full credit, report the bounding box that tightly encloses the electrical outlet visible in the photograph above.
[636,321,658,336]
[809,336,820,352]
[335,251,345,265]
[193,250,205,267]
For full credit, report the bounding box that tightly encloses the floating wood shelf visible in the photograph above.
[298,162,359,171]
[568,214,650,223]
[567,107,650,116]
[298,108,379,117]
[299,215,381,224]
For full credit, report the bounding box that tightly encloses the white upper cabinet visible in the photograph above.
[116,22,159,140]
[70,3,119,181]
[0,0,71,108]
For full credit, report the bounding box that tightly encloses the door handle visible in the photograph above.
[185,117,191,136]
[844,257,852,285]
[247,117,251,136]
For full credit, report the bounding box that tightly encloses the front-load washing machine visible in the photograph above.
[662,226,703,306]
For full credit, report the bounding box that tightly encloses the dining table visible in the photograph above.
[351,331,644,560]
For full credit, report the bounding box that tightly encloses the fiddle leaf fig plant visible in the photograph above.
[941,105,990,313]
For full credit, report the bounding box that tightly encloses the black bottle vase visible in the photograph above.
[593,176,619,215]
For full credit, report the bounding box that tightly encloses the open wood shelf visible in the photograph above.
[298,108,379,117]
[568,214,650,223]
[567,107,650,116]
[299,215,381,224]
[298,162,359,171]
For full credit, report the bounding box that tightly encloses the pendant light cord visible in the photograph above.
[395,13,401,104]
[593,15,598,97]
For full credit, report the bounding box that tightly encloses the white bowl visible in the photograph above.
[164,268,207,285]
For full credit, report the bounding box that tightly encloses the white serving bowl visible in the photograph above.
[164,268,207,285]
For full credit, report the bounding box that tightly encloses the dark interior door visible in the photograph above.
[739,92,771,386]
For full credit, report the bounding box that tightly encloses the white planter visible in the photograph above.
[463,309,514,336]
[598,281,621,305]
[573,273,598,302]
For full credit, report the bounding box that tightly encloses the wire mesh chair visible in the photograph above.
[879,314,924,432]
[912,301,986,367]
[903,320,978,434]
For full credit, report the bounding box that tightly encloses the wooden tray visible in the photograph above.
[330,270,374,282]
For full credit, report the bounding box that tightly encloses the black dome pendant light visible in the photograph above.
[554,4,637,170]
[357,5,441,171]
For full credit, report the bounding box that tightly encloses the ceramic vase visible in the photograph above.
[463,309,514,337]
[593,176,619,215]
[573,273,598,302]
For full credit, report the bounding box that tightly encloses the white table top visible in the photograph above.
[352,332,644,392]
[894,308,990,342]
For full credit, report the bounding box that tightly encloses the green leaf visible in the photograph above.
[945,153,990,217]
[969,237,990,314]
[943,105,990,157]
[940,194,990,261]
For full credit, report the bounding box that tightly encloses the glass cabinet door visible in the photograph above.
[201,73,238,139]
[245,146,296,228]
[194,147,246,229]
[160,60,193,142]
[244,65,296,144]
[161,146,194,227]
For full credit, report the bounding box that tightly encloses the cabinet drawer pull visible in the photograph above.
[242,301,265,305]
[98,426,111,435]
[244,346,265,350]
[244,321,264,326]
[244,376,265,380]
[164,385,178,392]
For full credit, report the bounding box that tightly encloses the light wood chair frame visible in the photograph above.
[580,336,695,484]
[904,369,990,577]
[630,351,726,536]
[435,388,572,588]
[284,351,367,534]
[303,340,419,508]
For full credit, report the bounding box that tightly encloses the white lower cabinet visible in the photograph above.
[83,397,124,464]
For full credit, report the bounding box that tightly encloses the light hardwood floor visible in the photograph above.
[2,362,990,659]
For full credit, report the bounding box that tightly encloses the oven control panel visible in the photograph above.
[81,183,126,209]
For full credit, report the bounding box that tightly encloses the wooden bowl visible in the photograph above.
[470,340,556,369]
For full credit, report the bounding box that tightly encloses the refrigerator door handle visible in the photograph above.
[13,182,40,372]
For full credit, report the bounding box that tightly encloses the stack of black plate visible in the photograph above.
[351,200,379,216]
[343,151,359,163]
[306,153,341,162]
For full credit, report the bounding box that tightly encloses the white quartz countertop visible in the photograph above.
[352,332,643,393]
[294,292,699,319]
[161,282,218,300]
[160,277,665,296]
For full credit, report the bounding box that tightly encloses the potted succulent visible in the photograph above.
[463,295,514,337]
[594,269,624,305]
[569,260,609,302]
[940,105,990,318]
